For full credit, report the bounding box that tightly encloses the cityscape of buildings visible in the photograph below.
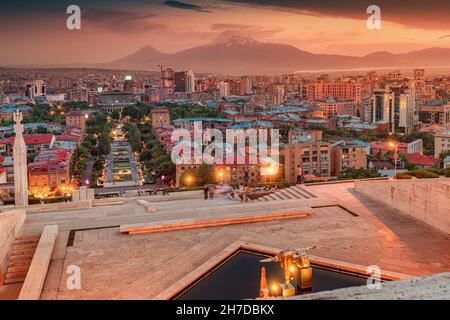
[0,66,449,196]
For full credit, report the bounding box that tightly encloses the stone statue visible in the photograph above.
[13,110,28,206]
[13,110,24,137]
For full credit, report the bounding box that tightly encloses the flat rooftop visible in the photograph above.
[10,182,450,299]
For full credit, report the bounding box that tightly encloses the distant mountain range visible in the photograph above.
[11,31,450,74]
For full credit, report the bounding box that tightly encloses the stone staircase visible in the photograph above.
[2,236,40,285]
[253,185,317,202]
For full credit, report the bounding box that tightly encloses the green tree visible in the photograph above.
[98,132,111,155]
[399,132,434,156]
[337,168,381,180]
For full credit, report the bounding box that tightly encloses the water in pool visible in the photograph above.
[175,250,368,300]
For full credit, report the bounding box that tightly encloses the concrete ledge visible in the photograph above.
[18,225,58,300]
[145,190,203,202]
[23,200,93,214]
[287,272,450,300]
[92,199,125,207]
[121,208,312,234]
[306,177,388,187]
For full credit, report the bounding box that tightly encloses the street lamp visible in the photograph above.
[217,170,224,183]
[388,142,398,180]
[266,165,277,185]
[185,175,193,188]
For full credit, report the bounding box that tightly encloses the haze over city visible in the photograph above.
[1,0,450,66]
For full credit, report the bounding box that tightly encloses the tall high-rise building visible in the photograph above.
[241,76,252,95]
[370,88,394,130]
[414,69,425,86]
[174,71,187,93]
[218,81,230,97]
[370,85,415,134]
[25,80,46,98]
[414,69,427,106]
[273,85,285,105]
[174,70,196,93]
[390,84,416,134]
[160,67,174,99]
[186,70,196,93]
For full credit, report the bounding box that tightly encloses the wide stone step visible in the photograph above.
[278,190,293,200]
[295,185,317,198]
[3,278,26,285]
[6,266,30,274]
[291,186,311,199]
[268,193,281,201]
[285,187,306,199]
[9,255,34,262]
[13,244,37,251]
[8,260,32,268]
[274,192,288,200]
[15,236,40,241]
[11,248,36,256]
[14,240,39,246]
[5,272,28,280]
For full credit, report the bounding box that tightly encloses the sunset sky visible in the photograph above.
[0,0,449,65]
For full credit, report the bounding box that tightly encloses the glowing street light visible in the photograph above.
[217,170,224,183]
[388,141,398,180]
[185,175,193,188]
[266,165,277,185]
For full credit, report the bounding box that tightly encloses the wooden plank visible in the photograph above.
[18,225,58,300]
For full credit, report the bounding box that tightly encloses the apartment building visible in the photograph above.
[435,130,450,158]
[283,141,331,184]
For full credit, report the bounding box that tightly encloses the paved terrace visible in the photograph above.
[7,182,450,299]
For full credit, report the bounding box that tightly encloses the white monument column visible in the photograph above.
[13,110,28,206]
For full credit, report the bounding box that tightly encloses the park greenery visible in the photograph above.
[122,123,142,152]
[161,102,224,120]
[396,168,450,179]
[70,112,112,184]
[121,102,223,123]
[137,123,175,183]
[337,168,381,180]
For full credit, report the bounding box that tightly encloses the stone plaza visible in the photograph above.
[1,179,449,300]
